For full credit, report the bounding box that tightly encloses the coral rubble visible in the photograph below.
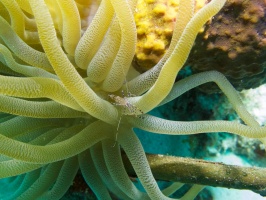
[133,0,206,72]
[189,0,266,91]
[134,0,266,91]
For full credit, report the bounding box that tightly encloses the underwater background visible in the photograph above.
[0,0,266,199]
[135,69,266,200]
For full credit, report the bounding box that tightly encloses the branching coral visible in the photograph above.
[0,0,265,199]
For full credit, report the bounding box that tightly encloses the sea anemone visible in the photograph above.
[0,0,265,199]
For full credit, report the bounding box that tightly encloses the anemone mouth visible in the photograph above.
[0,0,265,199]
